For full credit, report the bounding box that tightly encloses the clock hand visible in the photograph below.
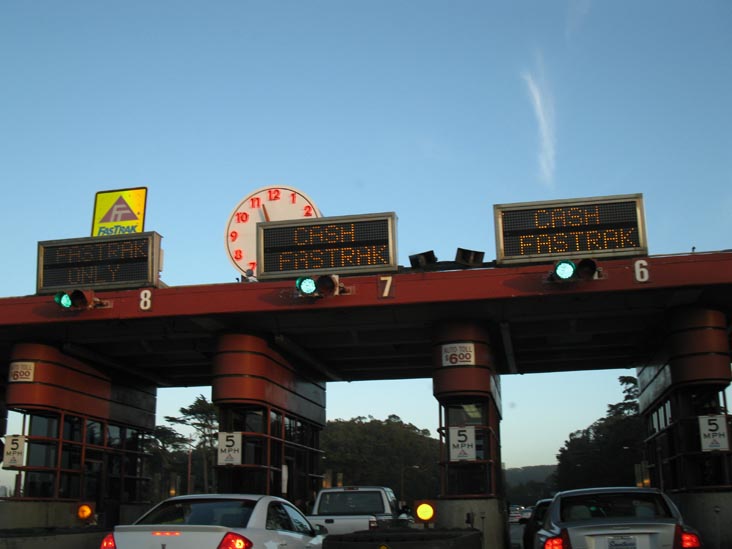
[262,204,271,222]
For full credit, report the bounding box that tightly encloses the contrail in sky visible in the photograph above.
[522,58,555,187]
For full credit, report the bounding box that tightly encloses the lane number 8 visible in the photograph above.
[139,289,152,311]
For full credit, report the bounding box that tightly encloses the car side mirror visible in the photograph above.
[314,524,328,536]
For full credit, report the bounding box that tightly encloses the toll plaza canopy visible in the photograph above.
[2,250,732,387]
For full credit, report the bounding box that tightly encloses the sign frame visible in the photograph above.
[3,435,26,469]
[217,432,243,465]
[699,415,729,452]
[37,232,163,294]
[449,426,476,461]
[494,193,648,265]
[256,212,398,280]
[92,186,148,237]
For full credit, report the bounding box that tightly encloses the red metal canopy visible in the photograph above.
[1,251,731,387]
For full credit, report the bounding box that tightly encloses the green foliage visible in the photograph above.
[504,465,556,506]
[553,376,644,490]
[320,415,440,505]
[164,394,219,493]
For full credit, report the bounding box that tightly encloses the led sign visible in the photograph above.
[37,232,163,293]
[256,212,398,279]
[494,194,647,265]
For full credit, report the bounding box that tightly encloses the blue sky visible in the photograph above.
[1,1,731,480]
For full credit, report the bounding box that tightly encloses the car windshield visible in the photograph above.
[560,492,672,521]
[136,498,256,527]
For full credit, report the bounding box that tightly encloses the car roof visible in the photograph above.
[554,486,663,498]
[163,493,269,502]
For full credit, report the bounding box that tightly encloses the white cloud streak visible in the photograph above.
[521,58,556,187]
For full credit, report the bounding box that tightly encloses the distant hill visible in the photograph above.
[504,464,556,486]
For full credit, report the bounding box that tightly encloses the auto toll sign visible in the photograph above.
[92,187,147,236]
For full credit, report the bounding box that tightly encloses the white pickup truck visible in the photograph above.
[306,486,400,536]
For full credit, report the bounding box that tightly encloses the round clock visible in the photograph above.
[225,186,322,277]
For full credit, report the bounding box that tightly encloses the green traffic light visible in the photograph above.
[295,277,318,296]
[553,260,576,280]
[54,291,73,308]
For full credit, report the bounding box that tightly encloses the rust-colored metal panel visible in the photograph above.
[666,307,731,385]
[7,344,112,418]
[433,366,493,400]
[212,334,326,425]
[669,355,732,384]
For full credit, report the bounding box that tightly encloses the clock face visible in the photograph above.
[225,186,322,277]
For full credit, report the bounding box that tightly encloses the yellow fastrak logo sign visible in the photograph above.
[92,187,147,236]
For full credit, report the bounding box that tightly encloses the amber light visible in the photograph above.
[152,531,182,536]
[77,503,94,520]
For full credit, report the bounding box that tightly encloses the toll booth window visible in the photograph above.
[86,420,104,445]
[84,460,102,499]
[63,415,84,442]
[61,443,82,469]
[271,410,283,437]
[231,406,266,433]
[25,471,55,497]
[445,462,491,496]
[59,472,81,499]
[27,441,57,467]
[107,424,123,448]
[270,440,283,467]
[243,437,266,465]
[125,427,143,451]
[29,412,59,438]
[446,403,486,426]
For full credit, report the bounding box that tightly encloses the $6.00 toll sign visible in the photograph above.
[441,343,475,367]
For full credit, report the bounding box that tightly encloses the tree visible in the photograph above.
[554,377,644,490]
[165,394,219,493]
[320,416,440,504]
[147,425,194,499]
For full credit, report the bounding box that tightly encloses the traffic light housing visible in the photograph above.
[295,275,341,297]
[548,258,599,282]
[53,289,109,310]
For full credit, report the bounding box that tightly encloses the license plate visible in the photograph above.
[608,536,637,549]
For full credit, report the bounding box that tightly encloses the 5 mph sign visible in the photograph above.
[699,415,729,452]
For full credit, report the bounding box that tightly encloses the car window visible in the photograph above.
[283,503,314,534]
[267,502,294,531]
[136,499,255,526]
[533,502,550,523]
[317,491,384,514]
[560,492,672,521]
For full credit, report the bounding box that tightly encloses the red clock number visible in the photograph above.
[235,212,249,223]
[248,261,257,271]
[234,249,243,261]
[267,189,281,201]
[230,231,238,242]
[304,205,314,217]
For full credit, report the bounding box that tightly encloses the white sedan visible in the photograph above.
[100,494,327,549]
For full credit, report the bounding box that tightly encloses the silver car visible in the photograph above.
[100,494,327,549]
[533,486,701,549]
